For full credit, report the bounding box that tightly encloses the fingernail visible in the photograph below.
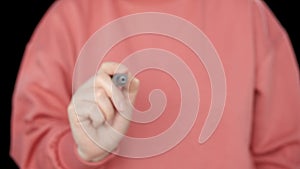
[133,78,139,83]
[116,65,128,74]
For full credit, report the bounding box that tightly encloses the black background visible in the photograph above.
[3,1,299,168]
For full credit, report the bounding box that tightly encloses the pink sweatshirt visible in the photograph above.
[10,0,300,169]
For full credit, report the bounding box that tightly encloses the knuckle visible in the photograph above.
[67,101,75,113]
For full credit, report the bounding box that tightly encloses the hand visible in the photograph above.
[67,62,140,162]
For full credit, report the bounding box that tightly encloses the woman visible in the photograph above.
[10,0,300,168]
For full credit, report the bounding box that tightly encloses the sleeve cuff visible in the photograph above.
[58,132,116,169]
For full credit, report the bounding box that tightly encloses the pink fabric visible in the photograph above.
[10,0,300,168]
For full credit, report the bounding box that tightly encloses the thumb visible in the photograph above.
[110,77,139,135]
[127,77,140,104]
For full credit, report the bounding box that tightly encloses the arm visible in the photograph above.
[10,1,119,168]
[251,1,300,168]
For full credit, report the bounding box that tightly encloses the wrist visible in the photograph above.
[77,146,110,162]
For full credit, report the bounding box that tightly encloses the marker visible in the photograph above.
[112,73,128,87]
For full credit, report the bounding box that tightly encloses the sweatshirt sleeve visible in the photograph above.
[250,1,300,168]
[10,1,115,168]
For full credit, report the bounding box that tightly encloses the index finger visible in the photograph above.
[99,62,128,76]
